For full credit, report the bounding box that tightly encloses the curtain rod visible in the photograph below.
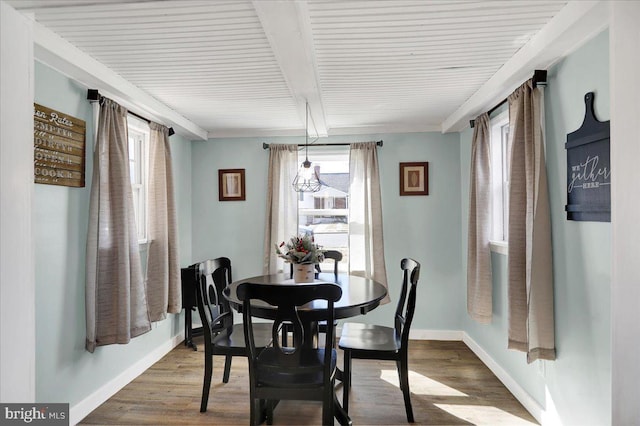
[87,89,175,136]
[469,70,547,129]
[262,140,383,150]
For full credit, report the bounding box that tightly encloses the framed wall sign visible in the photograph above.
[400,162,429,196]
[218,169,245,201]
[33,103,86,187]
[565,92,610,222]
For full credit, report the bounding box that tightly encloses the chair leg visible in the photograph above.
[248,396,258,426]
[396,359,403,391]
[342,349,352,414]
[200,355,212,412]
[222,355,232,383]
[398,353,414,423]
[323,387,335,426]
[266,403,273,425]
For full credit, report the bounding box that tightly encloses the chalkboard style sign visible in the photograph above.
[565,92,610,222]
[34,103,86,187]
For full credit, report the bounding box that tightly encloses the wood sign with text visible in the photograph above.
[565,92,610,222]
[34,103,86,187]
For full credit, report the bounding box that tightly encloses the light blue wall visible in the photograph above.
[191,132,464,330]
[34,61,192,407]
[460,30,611,426]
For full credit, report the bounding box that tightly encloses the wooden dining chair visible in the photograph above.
[320,250,343,277]
[285,250,343,346]
[194,257,272,413]
[237,282,343,426]
[338,258,421,423]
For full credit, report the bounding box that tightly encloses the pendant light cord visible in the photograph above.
[305,102,309,163]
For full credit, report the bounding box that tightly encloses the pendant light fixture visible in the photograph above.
[292,102,322,192]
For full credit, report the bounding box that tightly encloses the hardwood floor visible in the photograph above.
[80,337,538,425]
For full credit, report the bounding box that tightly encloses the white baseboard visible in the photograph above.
[462,332,544,424]
[69,332,185,426]
[409,329,464,341]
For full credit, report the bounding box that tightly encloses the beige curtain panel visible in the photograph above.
[85,98,150,353]
[507,80,556,363]
[146,122,181,322]
[467,113,493,324]
[263,144,299,275]
[349,142,389,304]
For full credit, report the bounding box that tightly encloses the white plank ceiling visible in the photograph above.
[9,0,573,139]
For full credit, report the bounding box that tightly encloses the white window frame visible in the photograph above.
[297,146,350,273]
[489,110,509,254]
[127,115,150,244]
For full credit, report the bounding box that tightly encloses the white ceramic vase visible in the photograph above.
[292,263,315,283]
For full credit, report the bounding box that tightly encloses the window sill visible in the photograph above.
[489,240,508,256]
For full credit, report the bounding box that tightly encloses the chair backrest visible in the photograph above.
[288,250,343,278]
[237,283,342,368]
[194,257,234,347]
[394,258,421,348]
[321,250,343,276]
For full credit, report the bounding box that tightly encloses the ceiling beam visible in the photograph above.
[252,0,327,137]
[32,19,208,140]
[442,0,609,133]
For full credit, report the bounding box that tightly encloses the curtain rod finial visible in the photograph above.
[470,120,475,128]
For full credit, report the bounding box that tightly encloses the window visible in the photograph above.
[490,110,510,244]
[127,115,149,243]
[298,147,349,273]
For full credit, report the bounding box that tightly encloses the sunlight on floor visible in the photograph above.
[434,404,538,426]
[380,369,468,397]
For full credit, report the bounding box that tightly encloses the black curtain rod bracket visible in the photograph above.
[532,69,548,88]
[263,140,382,150]
[470,69,547,128]
[87,89,175,136]
[87,89,101,102]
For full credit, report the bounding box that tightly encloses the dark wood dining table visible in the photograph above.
[224,272,388,321]
[223,271,387,425]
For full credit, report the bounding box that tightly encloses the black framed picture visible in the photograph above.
[400,162,428,196]
[218,169,245,201]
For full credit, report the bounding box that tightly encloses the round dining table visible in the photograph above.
[224,272,388,321]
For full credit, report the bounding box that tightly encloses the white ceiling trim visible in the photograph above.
[327,123,442,136]
[252,0,327,137]
[207,122,442,139]
[442,0,609,133]
[208,126,307,139]
[31,18,208,140]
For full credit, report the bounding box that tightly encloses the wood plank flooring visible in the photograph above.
[80,337,538,425]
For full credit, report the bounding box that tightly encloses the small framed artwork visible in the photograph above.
[218,168,246,201]
[400,162,429,196]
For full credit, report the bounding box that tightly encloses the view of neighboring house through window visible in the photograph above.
[128,115,149,243]
[298,146,349,273]
[490,109,509,243]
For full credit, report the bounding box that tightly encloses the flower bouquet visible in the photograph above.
[275,234,325,283]
[275,234,325,264]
